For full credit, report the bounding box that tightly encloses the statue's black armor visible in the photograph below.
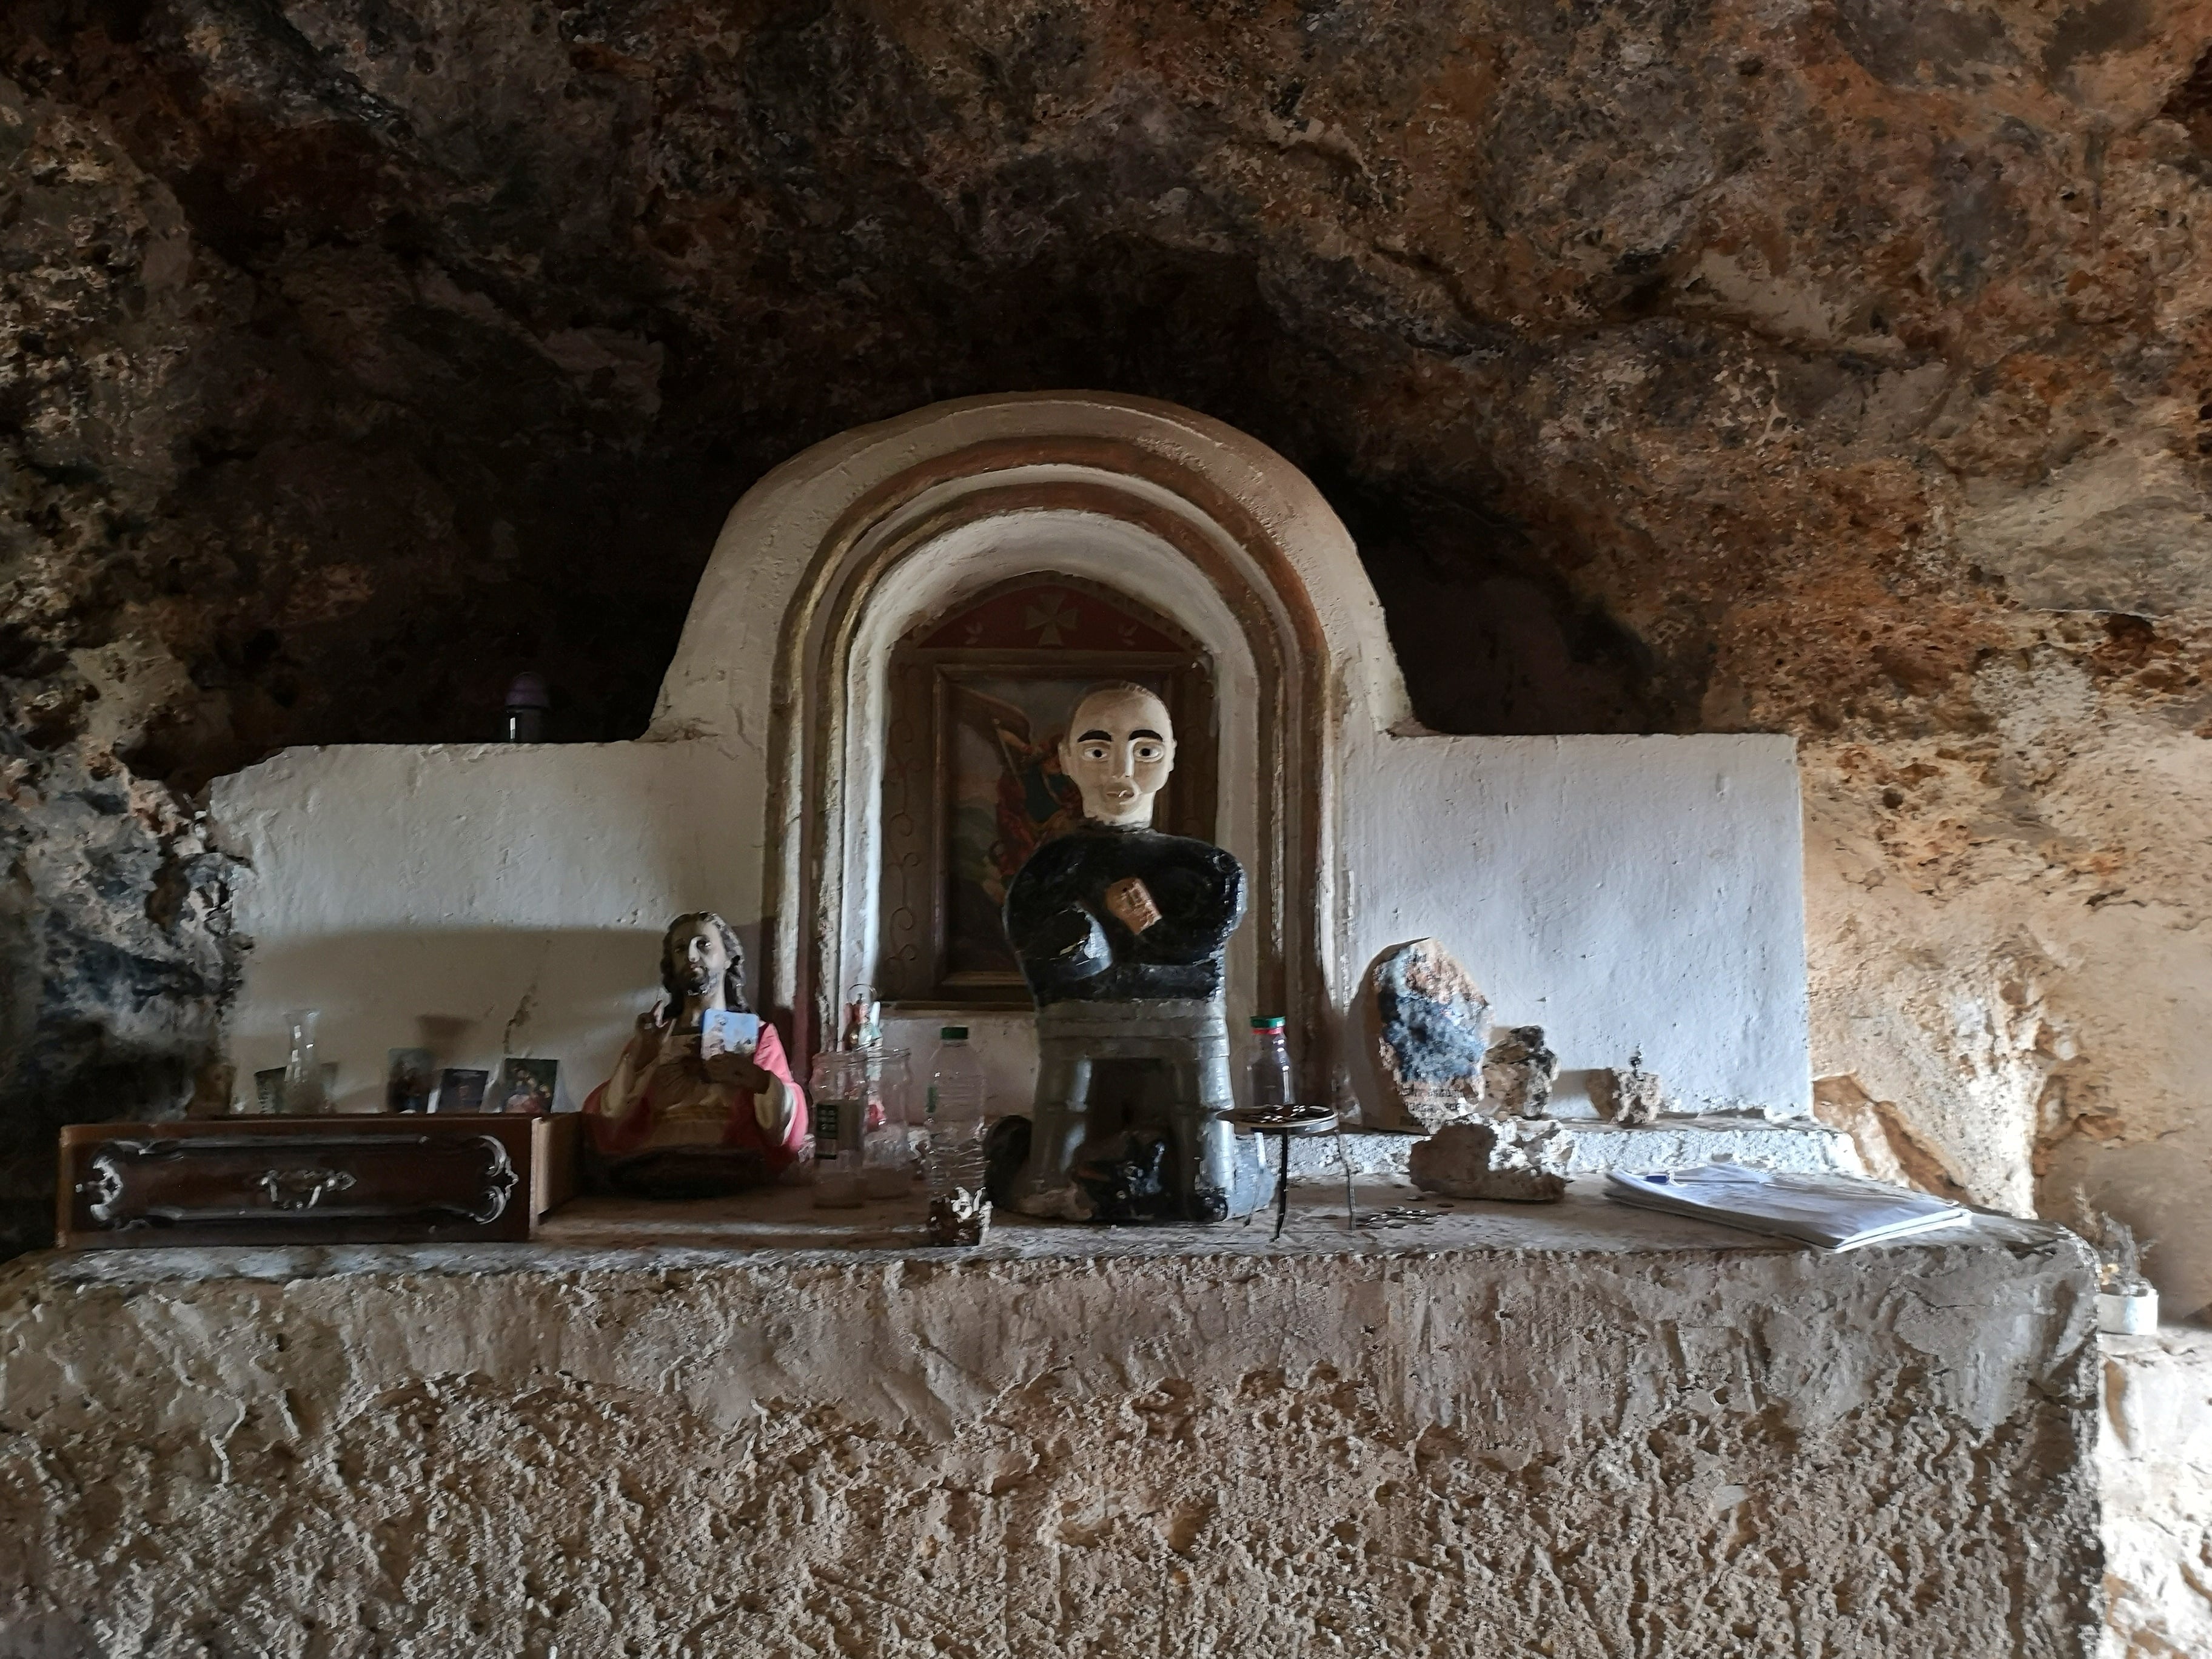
[1003,825,1244,1005]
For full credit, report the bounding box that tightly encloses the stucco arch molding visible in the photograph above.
[651,394,1413,1067]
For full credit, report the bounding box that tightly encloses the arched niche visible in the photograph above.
[213,392,1811,1131]
[653,393,1413,1101]
[878,572,1218,1008]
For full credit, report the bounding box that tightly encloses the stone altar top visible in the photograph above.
[22,1180,2065,1281]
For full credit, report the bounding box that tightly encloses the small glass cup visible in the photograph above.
[282,1009,330,1114]
[863,1048,913,1199]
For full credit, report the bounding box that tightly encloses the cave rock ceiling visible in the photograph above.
[5,1,2212,1274]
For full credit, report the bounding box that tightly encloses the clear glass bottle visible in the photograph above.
[924,1027,988,1238]
[808,1049,867,1208]
[283,1008,330,1114]
[1247,1015,1293,1109]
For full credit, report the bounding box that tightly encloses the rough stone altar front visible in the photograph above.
[0,1193,2099,1657]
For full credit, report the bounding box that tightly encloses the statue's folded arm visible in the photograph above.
[1123,853,1244,965]
[1007,898,1110,986]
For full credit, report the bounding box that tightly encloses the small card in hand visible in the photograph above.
[699,1010,762,1059]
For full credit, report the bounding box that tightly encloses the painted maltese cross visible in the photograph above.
[1024,595,1079,646]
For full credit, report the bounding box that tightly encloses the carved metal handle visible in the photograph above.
[257,1167,357,1210]
[76,1160,126,1224]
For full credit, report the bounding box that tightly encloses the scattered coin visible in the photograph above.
[1356,1205,1444,1230]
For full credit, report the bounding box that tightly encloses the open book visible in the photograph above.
[1605,1164,1972,1252]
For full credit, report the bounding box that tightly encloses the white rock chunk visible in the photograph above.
[1407,1122,1567,1203]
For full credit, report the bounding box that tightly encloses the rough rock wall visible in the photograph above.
[2099,1326,2212,1658]
[5,1,2212,1290]
[0,1213,2105,1657]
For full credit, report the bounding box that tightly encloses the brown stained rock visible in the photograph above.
[1483,1025,1558,1119]
[1407,1121,1567,1202]
[1367,937,1490,1131]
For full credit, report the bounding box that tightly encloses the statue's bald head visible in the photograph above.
[1061,682,1176,828]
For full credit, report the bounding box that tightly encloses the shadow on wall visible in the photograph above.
[1319,469,1673,737]
[225,923,773,1116]
[2043,1133,2212,1324]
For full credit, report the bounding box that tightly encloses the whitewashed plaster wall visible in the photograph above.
[210,394,1812,1124]
[211,731,1809,1120]
[210,742,757,1110]
[1339,732,1811,1116]
[648,395,1408,755]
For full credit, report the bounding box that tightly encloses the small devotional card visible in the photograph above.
[698,1011,762,1059]
[495,1057,560,1116]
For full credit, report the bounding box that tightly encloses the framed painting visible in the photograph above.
[878,575,1216,1007]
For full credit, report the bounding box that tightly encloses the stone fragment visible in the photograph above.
[1605,1054,1666,1126]
[1407,1122,1567,1203]
[1368,937,1490,1131]
[928,1187,991,1246]
[1482,1026,1558,1118]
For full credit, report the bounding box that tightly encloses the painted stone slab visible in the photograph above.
[1368,937,1490,1131]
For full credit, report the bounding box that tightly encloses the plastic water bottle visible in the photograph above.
[925,1027,988,1233]
[1247,1015,1293,1108]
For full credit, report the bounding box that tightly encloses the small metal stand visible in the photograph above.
[1227,1104,1342,1241]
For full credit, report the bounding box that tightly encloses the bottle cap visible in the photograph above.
[1250,1015,1285,1030]
[940,1026,968,1041]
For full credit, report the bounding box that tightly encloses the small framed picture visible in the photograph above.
[495,1057,559,1116]
[435,1068,489,1114]
[386,1048,434,1113]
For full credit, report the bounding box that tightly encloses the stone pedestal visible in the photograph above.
[0,1187,2099,1658]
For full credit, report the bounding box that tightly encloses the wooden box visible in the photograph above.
[56,1113,581,1249]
